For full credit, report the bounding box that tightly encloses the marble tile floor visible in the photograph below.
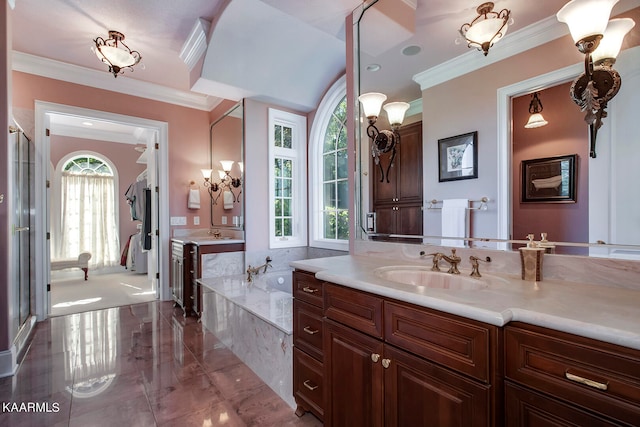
[0,301,322,427]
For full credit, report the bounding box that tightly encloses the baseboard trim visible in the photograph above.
[0,346,17,378]
[0,316,37,378]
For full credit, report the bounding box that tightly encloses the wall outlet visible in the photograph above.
[194,216,200,225]
[221,216,228,225]
[170,216,187,226]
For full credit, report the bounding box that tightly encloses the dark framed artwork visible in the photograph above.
[438,131,478,182]
[521,154,577,203]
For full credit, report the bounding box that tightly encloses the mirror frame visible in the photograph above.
[209,100,244,230]
[353,1,640,255]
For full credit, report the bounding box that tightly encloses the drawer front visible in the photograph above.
[293,348,324,421]
[505,323,640,425]
[293,270,324,307]
[293,300,324,361]
[385,301,494,383]
[324,283,384,339]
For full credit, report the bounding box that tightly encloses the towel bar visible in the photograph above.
[427,197,489,211]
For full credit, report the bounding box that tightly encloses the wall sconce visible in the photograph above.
[556,0,635,158]
[458,2,512,56]
[524,92,549,129]
[201,160,242,205]
[358,92,410,183]
[93,30,142,78]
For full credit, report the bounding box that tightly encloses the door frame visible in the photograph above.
[34,101,170,320]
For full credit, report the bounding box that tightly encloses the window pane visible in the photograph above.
[283,198,291,216]
[275,178,282,197]
[283,218,292,236]
[324,182,336,208]
[337,180,348,209]
[334,97,346,122]
[275,198,282,216]
[274,158,282,177]
[275,218,282,237]
[323,212,336,239]
[337,210,349,240]
[323,153,335,181]
[282,159,292,178]
[275,125,282,147]
[283,126,292,149]
[337,149,348,179]
[336,125,347,150]
[282,178,292,197]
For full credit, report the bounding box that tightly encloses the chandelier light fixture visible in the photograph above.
[458,2,512,56]
[524,92,549,129]
[358,92,410,183]
[556,0,635,158]
[93,30,142,78]
[201,160,242,205]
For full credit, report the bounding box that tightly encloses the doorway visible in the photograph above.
[34,102,170,320]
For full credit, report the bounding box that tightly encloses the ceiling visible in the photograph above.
[9,0,639,114]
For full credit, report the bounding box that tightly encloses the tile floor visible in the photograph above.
[0,301,322,427]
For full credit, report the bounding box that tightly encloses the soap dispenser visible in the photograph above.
[519,234,545,281]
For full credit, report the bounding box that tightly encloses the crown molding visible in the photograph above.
[12,51,222,111]
[179,18,211,71]
[413,14,569,91]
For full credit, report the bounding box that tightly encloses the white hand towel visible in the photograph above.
[441,199,468,247]
[187,188,200,209]
[223,190,234,210]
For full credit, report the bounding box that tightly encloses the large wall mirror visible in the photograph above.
[209,101,244,232]
[354,0,640,258]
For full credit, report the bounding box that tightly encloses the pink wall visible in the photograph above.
[12,71,212,233]
[512,82,589,255]
[49,135,146,251]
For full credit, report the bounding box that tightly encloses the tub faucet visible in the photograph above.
[246,256,272,282]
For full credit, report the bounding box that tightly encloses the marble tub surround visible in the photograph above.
[199,273,294,409]
[290,253,640,351]
[201,252,244,278]
[245,247,346,274]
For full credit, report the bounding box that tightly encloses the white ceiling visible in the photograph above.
[10,0,640,114]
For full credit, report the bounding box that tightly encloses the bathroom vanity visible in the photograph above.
[170,237,245,317]
[291,255,640,426]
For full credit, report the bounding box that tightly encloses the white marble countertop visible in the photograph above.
[198,273,293,334]
[171,236,245,245]
[290,255,640,351]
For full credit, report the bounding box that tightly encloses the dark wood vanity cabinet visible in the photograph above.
[505,322,640,426]
[372,121,423,236]
[293,270,325,421]
[322,282,499,427]
[170,241,192,316]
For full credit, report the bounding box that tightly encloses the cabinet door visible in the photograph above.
[324,319,384,427]
[171,255,183,304]
[373,205,396,234]
[396,121,423,202]
[396,204,423,236]
[384,345,490,427]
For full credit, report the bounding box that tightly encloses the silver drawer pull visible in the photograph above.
[303,380,318,391]
[303,326,319,335]
[302,286,318,294]
[382,358,391,369]
[565,371,608,391]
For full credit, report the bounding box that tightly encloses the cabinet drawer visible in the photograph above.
[385,301,495,383]
[505,323,640,425]
[293,348,324,421]
[324,283,384,339]
[293,300,323,361]
[293,270,324,307]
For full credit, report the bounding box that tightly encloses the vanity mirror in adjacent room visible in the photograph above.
[207,101,245,234]
[354,0,640,258]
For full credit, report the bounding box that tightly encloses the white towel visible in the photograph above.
[441,199,468,248]
[188,188,200,209]
[223,190,234,210]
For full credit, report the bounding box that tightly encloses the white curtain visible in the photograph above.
[58,172,120,269]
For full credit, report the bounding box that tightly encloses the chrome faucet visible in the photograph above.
[420,249,461,274]
[246,256,272,282]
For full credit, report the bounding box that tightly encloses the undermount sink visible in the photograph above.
[374,266,503,290]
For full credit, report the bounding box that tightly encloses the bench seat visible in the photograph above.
[51,252,92,280]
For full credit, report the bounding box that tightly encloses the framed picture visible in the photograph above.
[438,131,478,182]
[521,154,577,203]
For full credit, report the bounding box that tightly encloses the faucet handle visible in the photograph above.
[420,251,442,271]
[469,255,491,277]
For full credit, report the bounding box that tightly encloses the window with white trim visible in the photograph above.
[309,76,349,250]
[268,109,307,248]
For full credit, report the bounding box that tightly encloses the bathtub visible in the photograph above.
[198,271,295,408]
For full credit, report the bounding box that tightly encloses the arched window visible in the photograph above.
[55,153,120,269]
[309,76,348,250]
